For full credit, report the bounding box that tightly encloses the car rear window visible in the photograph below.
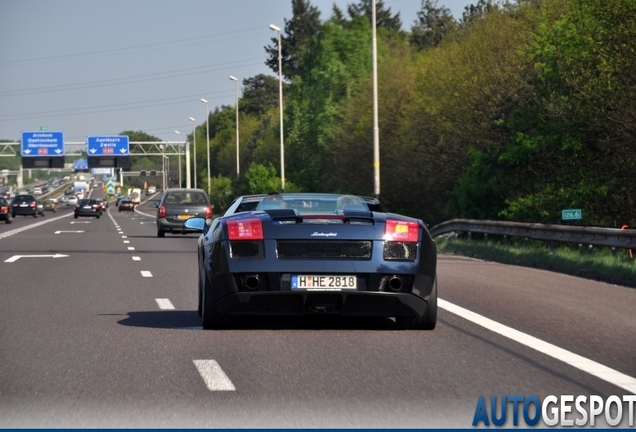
[13,195,34,203]
[164,192,208,205]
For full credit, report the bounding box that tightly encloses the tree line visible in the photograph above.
[133,0,636,227]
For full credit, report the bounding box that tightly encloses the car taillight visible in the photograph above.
[75,205,80,209]
[205,205,213,219]
[158,205,166,218]
[29,202,36,207]
[93,205,99,209]
[0,206,6,212]
[227,218,263,240]
[384,220,419,242]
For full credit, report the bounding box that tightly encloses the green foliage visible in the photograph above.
[245,163,284,193]
[207,175,235,212]
[265,0,322,79]
[411,0,457,49]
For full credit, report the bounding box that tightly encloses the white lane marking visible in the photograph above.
[141,271,152,277]
[439,299,636,394]
[123,240,130,243]
[127,247,135,250]
[193,360,236,391]
[155,298,175,309]
[70,221,91,224]
[122,235,127,238]
[55,230,84,234]
[0,212,71,240]
[5,253,68,263]
[132,256,141,261]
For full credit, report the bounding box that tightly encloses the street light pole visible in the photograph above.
[160,144,166,190]
[175,130,182,188]
[189,117,197,189]
[372,0,380,199]
[269,23,285,192]
[229,75,239,179]
[201,98,211,197]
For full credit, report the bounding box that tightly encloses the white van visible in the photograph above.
[130,188,142,204]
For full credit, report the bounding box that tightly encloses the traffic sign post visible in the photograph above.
[562,209,582,221]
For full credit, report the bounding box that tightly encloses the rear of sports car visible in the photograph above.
[204,204,437,330]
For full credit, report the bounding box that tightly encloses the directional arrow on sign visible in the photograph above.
[119,148,127,154]
[23,149,32,155]
[89,148,97,154]
[54,149,63,154]
[5,254,68,263]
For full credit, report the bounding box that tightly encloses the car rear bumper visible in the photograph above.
[210,269,435,317]
[157,218,207,233]
[12,208,36,215]
[75,210,100,217]
[216,290,429,317]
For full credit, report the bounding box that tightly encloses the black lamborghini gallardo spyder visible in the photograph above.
[184,193,437,330]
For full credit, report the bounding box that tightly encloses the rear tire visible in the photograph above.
[33,212,37,218]
[201,272,227,330]
[396,279,437,330]
[157,227,165,238]
[5,213,12,224]
[74,214,78,219]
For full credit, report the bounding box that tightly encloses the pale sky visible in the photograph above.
[0,0,474,143]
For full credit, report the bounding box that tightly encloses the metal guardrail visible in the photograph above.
[429,219,636,250]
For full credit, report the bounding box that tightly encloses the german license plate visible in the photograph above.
[291,275,357,290]
[178,214,194,220]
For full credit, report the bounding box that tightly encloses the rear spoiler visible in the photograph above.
[264,208,375,224]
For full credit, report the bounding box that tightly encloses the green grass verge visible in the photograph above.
[436,237,636,288]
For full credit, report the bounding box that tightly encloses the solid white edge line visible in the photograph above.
[438,298,636,394]
[140,271,152,277]
[155,298,175,310]
[193,360,236,391]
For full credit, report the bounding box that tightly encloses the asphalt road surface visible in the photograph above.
[1,191,634,427]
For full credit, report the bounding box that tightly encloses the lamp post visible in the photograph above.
[269,23,285,192]
[201,98,211,197]
[229,75,239,179]
[160,144,166,190]
[163,156,170,188]
[189,117,197,189]
[372,0,380,199]
[175,130,182,188]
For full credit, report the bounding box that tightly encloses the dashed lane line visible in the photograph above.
[193,360,236,391]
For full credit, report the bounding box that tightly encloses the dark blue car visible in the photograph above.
[184,193,438,330]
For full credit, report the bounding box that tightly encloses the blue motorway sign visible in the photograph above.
[21,131,65,156]
[87,135,129,156]
[74,159,89,170]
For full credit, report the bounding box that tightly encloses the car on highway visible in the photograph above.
[118,199,135,212]
[155,188,213,238]
[183,192,437,330]
[146,185,157,196]
[66,195,78,206]
[0,197,12,223]
[43,199,57,212]
[74,198,102,219]
[10,194,40,218]
[97,198,108,210]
